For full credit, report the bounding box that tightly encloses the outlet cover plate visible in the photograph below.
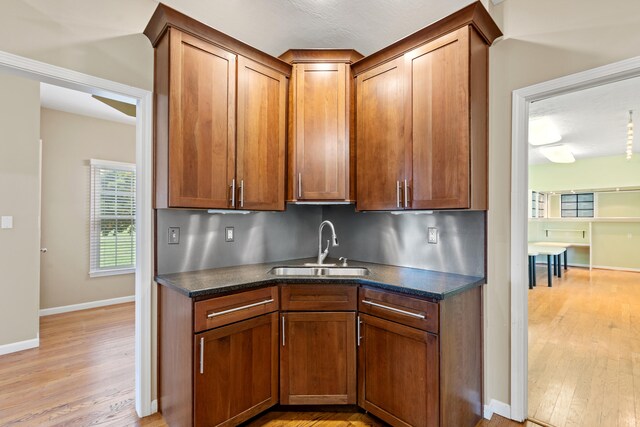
[225,227,234,242]
[427,227,438,244]
[168,227,180,244]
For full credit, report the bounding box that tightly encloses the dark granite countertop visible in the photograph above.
[155,258,485,301]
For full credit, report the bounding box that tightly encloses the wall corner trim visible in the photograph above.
[0,337,40,356]
[150,399,158,414]
[483,399,511,420]
[39,295,135,317]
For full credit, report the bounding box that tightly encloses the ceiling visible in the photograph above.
[529,75,640,164]
[40,83,136,125]
[1,0,478,60]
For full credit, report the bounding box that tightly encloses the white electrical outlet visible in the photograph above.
[427,227,438,244]
[225,227,234,242]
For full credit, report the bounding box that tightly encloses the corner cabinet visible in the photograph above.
[353,4,501,211]
[145,5,290,210]
[279,50,363,202]
[279,284,358,405]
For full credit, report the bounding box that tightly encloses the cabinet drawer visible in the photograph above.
[281,284,357,311]
[358,287,438,333]
[194,286,279,332]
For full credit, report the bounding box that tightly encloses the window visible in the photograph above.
[90,159,136,277]
[561,193,594,218]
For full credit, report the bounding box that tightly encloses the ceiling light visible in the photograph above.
[540,145,575,163]
[627,110,634,160]
[529,116,562,146]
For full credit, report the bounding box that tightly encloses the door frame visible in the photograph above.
[510,54,640,421]
[0,50,155,417]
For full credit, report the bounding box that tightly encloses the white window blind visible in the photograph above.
[90,159,136,277]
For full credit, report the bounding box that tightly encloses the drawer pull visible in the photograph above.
[362,300,425,319]
[207,298,274,318]
[199,337,204,374]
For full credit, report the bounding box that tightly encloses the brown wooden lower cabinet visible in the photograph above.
[358,313,439,427]
[158,283,481,427]
[194,312,279,427]
[358,286,483,427]
[280,311,356,405]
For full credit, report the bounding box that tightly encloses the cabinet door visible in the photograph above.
[358,313,439,427]
[236,56,287,211]
[356,56,407,210]
[405,28,470,209]
[195,312,278,427]
[295,63,347,200]
[168,29,236,209]
[280,312,356,405]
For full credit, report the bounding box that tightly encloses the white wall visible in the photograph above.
[0,74,41,347]
[485,0,640,408]
[40,108,136,310]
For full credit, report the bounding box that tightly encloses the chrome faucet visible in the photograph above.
[316,220,339,265]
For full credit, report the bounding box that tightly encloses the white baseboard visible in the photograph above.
[40,295,135,316]
[151,399,158,414]
[0,337,39,356]
[592,265,640,273]
[483,399,511,420]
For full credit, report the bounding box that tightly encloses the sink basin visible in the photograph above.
[270,266,369,277]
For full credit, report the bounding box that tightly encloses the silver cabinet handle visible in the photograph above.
[199,337,204,374]
[357,315,362,347]
[298,173,302,198]
[232,179,237,207]
[240,179,244,208]
[282,315,286,346]
[207,298,273,318]
[361,300,425,319]
[404,179,409,208]
[396,181,401,208]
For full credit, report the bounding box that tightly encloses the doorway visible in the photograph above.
[511,55,640,423]
[0,50,154,417]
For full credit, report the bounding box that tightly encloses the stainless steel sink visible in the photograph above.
[270,266,369,277]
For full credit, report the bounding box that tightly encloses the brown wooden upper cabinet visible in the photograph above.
[144,4,290,210]
[353,3,501,211]
[279,50,363,202]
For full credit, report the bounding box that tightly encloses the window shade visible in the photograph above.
[90,159,136,276]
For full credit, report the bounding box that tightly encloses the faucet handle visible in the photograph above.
[339,257,348,267]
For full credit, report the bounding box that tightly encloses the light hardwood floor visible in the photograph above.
[0,303,164,426]
[0,302,530,426]
[528,267,640,427]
